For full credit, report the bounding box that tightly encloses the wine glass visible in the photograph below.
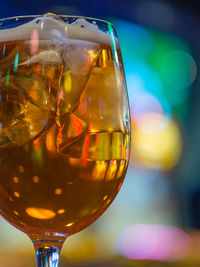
[0,13,130,266]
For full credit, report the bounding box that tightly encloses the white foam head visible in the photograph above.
[0,16,115,46]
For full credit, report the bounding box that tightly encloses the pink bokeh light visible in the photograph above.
[131,92,171,134]
[116,224,191,261]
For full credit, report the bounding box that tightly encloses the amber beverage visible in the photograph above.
[0,14,130,266]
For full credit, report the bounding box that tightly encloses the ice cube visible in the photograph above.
[0,15,103,148]
[0,62,49,147]
[19,50,62,65]
[45,112,88,156]
[20,40,100,114]
[60,40,100,114]
[77,55,126,132]
[0,15,101,115]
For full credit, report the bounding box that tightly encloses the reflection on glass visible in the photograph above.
[26,207,56,219]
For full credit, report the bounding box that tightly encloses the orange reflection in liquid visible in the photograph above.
[106,160,117,180]
[82,131,90,166]
[14,192,20,198]
[54,188,63,195]
[46,123,57,153]
[92,160,107,181]
[116,160,125,179]
[68,114,85,137]
[26,207,56,219]
[13,176,19,183]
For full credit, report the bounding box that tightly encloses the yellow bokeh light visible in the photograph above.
[132,113,182,170]
[26,207,56,219]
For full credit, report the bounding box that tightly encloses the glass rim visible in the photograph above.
[0,14,115,27]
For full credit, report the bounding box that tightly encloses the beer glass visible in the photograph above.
[0,13,130,266]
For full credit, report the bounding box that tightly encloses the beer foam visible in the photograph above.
[0,16,114,46]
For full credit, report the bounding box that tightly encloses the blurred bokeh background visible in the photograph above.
[0,0,200,266]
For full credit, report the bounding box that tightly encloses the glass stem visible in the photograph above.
[35,246,60,267]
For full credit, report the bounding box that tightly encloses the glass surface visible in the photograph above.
[0,13,130,266]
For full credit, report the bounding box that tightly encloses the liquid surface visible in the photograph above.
[0,28,130,237]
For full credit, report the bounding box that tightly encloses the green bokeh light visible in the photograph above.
[110,18,197,121]
[161,50,197,89]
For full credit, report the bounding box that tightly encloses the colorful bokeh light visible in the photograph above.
[161,49,197,90]
[131,91,171,133]
[116,224,191,261]
[114,18,197,113]
[132,113,181,170]
[111,18,196,170]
